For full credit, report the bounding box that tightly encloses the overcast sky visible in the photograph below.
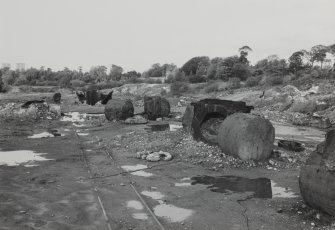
[0,0,334,72]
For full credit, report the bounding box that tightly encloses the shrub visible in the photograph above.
[265,75,283,86]
[245,76,261,87]
[204,83,219,93]
[96,81,124,90]
[227,77,241,89]
[127,77,143,84]
[170,81,189,96]
[71,79,86,88]
[189,75,207,83]
[144,78,162,84]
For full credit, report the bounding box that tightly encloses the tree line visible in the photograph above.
[0,44,334,92]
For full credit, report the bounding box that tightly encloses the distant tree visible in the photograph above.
[310,45,329,69]
[255,55,287,76]
[122,71,141,81]
[288,51,306,73]
[109,64,123,81]
[238,46,252,65]
[181,56,210,76]
[90,66,108,82]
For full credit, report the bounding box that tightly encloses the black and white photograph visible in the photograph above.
[1,0,335,229]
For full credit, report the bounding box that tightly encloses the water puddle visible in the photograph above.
[141,191,165,200]
[131,170,154,177]
[145,123,183,132]
[191,175,272,198]
[169,124,183,132]
[28,130,63,138]
[126,200,143,210]
[61,112,86,122]
[77,133,89,136]
[190,175,297,199]
[271,181,297,198]
[175,182,192,187]
[0,150,52,167]
[121,164,148,171]
[153,204,194,222]
[132,213,148,220]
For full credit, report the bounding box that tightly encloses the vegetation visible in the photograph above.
[1,43,334,93]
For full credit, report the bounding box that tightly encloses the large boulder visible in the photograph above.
[182,99,253,144]
[144,96,170,120]
[104,99,134,121]
[299,130,335,216]
[217,113,275,161]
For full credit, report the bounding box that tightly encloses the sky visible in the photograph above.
[0,0,334,72]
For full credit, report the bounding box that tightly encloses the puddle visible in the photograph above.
[126,200,143,210]
[146,123,170,132]
[273,122,325,143]
[86,149,93,152]
[169,124,183,132]
[0,150,52,167]
[153,204,194,222]
[191,175,298,199]
[191,175,272,198]
[61,112,86,122]
[131,170,153,177]
[271,181,297,198]
[28,130,63,138]
[132,213,148,220]
[181,177,191,181]
[141,191,165,200]
[28,132,55,138]
[121,164,148,171]
[77,133,89,136]
[175,182,192,187]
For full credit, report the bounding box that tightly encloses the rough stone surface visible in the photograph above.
[104,99,134,121]
[299,129,335,216]
[217,113,275,161]
[144,96,170,120]
[182,99,253,144]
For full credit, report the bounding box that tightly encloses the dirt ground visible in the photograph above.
[0,90,334,230]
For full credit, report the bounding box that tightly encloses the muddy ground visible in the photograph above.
[0,91,334,230]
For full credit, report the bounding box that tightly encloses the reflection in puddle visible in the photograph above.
[154,204,194,222]
[28,132,55,138]
[271,181,297,198]
[77,133,89,136]
[61,112,86,122]
[126,200,143,210]
[121,164,147,171]
[175,182,192,187]
[169,124,182,132]
[132,213,148,220]
[0,150,52,167]
[131,170,153,177]
[141,191,165,200]
[191,175,298,199]
[191,175,272,198]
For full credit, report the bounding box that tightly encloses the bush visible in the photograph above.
[144,78,162,84]
[204,83,219,93]
[71,79,86,88]
[170,81,189,96]
[245,76,261,87]
[95,81,124,90]
[227,77,241,89]
[265,75,283,86]
[189,75,207,83]
[127,77,144,84]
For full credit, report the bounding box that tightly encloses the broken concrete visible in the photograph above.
[299,129,335,216]
[144,96,170,120]
[104,99,134,121]
[182,99,253,144]
[217,113,275,161]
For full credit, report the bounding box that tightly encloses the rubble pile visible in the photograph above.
[0,101,61,121]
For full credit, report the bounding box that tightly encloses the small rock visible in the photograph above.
[120,183,125,186]
[311,222,315,227]
[277,208,283,213]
